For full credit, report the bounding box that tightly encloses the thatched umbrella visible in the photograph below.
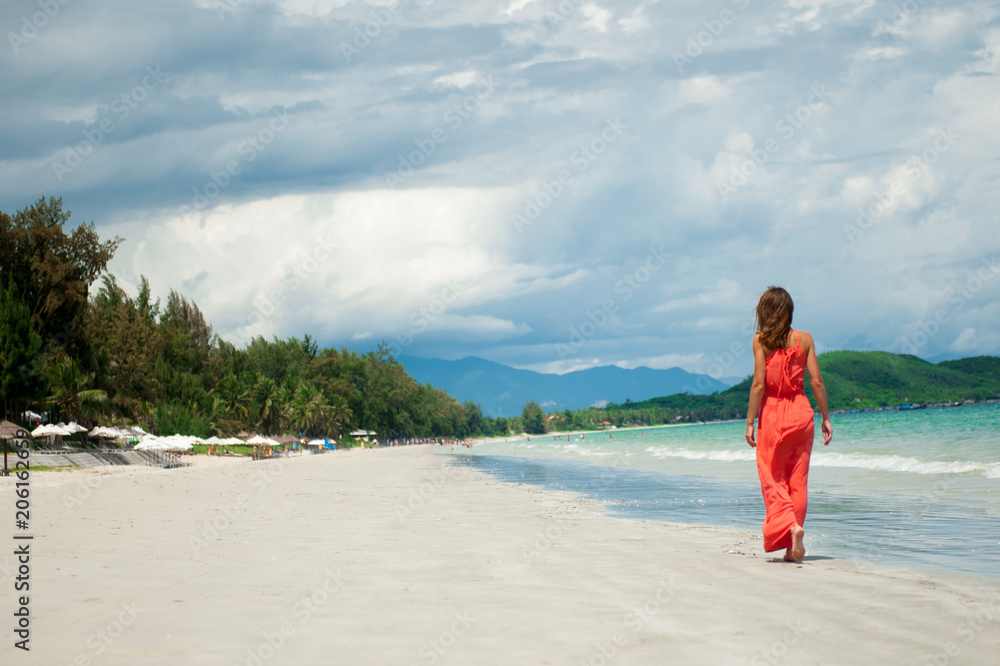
[0,420,29,476]
[273,434,300,453]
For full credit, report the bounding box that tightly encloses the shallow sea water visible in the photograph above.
[443,402,1000,579]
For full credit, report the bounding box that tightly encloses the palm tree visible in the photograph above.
[290,382,328,437]
[214,375,250,427]
[327,394,352,439]
[251,375,288,435]
[45,356,108,424]
[206,395,234,437]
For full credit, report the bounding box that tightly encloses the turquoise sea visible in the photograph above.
[443,402,1000,579]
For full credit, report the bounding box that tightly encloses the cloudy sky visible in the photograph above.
[2,0,998,378]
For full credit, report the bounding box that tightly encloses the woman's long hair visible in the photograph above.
[755,286,794,352]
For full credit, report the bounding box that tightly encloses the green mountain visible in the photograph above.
[799,351,1000,410]
[600,352,1000,425]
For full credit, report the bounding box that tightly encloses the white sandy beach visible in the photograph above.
[1,445,998,665]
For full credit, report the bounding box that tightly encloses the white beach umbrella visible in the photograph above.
[49,421,76,437]
[245,435,279,446]
[89,426,120,438]
[136,435,193,451]
[134,435,159,450]
[88,426,122,446]
[31,423,70,437]
[164,434,198,449]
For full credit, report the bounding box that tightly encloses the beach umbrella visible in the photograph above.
[134,434,159,450]
[63,421,87,446]
[218,436,243,453]
[98,427,135,445]
[245,434,279,446]
[0,421,25,439]
[51,422,83,445]
[135,435,194,451]
[164,434,200,449]
[273,434,299,448]
[88,425,115,447]
[33,424,73,445]
[31,423,70,438]
[0,420,30,475]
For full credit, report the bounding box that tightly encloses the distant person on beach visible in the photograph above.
[745,286,833,563]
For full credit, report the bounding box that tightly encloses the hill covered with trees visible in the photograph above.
[0,197,503,440]
[541,351,1000,430]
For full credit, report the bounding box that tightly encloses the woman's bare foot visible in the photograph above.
[783,548,796,562]
[789,524,805,562]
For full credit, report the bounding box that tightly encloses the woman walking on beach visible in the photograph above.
[745,287,833,562]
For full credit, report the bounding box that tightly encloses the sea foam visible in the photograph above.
[644,446,1000,477]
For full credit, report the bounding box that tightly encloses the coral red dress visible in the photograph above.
[755,335,815,552]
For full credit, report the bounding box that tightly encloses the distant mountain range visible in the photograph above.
[396,355,733,417]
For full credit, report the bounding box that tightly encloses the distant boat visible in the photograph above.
[899,403,928,410]
[941,401,965,408]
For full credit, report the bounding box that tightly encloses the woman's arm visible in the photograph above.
[802,331,833,445]
[745,334,767,447]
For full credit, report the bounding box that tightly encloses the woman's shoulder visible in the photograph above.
[795,329,814,347]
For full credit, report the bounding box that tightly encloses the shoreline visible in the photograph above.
[2,445,998,664]
[473,420,707,445]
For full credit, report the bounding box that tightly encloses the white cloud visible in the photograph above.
[42,104,101,124]
[675,75,731,106]
[581,3,613,32]
[4,0,1000,376]
[951,327,978,352]
[112,187,565,346]
[617,352,709,374]
[655,279,745,313]
[433,314,533,337]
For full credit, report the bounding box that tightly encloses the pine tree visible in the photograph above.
[0,280,44,419]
